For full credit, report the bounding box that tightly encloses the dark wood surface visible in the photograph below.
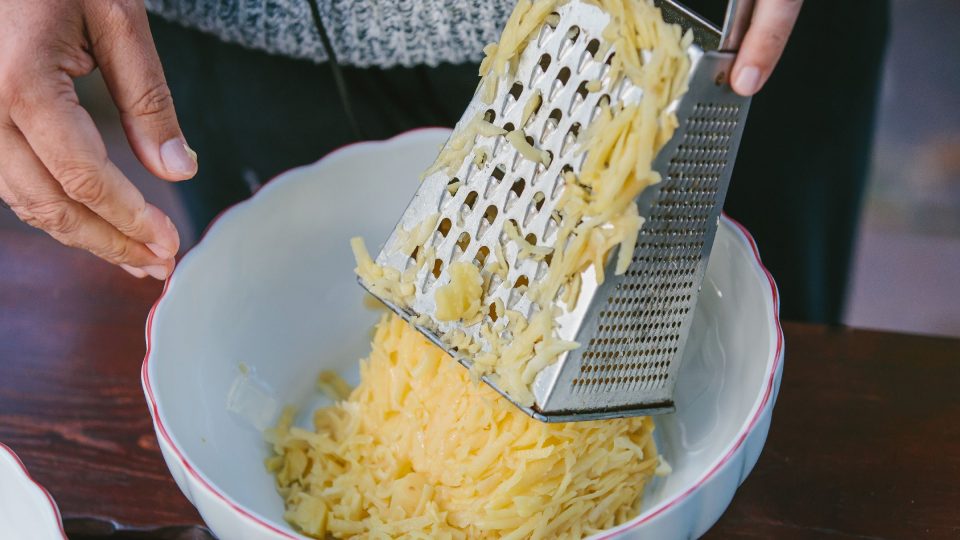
[1,226,959,539]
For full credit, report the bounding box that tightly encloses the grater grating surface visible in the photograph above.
[361,0,753,421]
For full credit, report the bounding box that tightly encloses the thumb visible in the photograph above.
[84,0,197,181]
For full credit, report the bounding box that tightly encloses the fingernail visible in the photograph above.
[141,264,170,280]
[120,264,148,278]
[160,138,198,176]
[734,66,761,95]
[147,242,175,259]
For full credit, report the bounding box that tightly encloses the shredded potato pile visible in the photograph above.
[267,314,662,539]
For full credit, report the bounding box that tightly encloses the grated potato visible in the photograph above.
[267,314,660,539]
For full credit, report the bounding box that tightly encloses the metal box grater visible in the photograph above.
[361,0,754,421]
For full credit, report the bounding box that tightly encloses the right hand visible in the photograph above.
[0,0,197,280]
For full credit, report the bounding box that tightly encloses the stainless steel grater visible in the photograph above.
[360,0,754,422]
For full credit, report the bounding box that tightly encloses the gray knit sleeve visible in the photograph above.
[144,0,514,68]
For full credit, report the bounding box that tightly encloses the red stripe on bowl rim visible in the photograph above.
[141,128,784,540]
[0,442,67,539]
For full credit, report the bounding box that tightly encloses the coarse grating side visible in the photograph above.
[533,52,751,418]
[362,0,754,422]
[376,1,623,326]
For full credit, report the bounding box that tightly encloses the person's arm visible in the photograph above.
[730,0,804,96]
[0,0,195,280]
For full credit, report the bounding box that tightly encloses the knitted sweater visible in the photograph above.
[145,0,515,67]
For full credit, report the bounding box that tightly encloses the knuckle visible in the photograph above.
[127,81,174,119]
[10,204,39,228]
[115,204,148,237]
[23,199,79,235]
[5,73,79,121]
[762,27,789,47]
[55,158,107,204]
[102,235,134,263]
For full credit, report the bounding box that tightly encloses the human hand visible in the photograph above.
[0,0,196,280]
[730,0,804,96]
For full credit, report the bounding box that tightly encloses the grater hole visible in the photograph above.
[576,81,590,101]
[533,191,546,211]
[474,245,490,267]
[577,48,594,74]
[488,302,499,322]
[556,66,571,86]
[509,82,524,101]
[549,108,563,124]
[456,232,471,253]
[464,191,479,210]
[538,53,552,72]
[552,173,566,200]
[515,275,529,289]
[437,218,452,238]
[561,124,579,156]
[511,179,526,198]
[522,197,537,228]
[585,38,600,57]
[447,177,461,197]
[483,109,496,123]
[431,259,443,279]
[525,95,544,125]
[525,233,538,247]
[483,205,498,224]
[492,164,506,181]
[505,181,524,212]
[548,209,562,231]
[484,176,499,199]
[565,25,581,42]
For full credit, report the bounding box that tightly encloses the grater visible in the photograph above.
[360,0,754,422]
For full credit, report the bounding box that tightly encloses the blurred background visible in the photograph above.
[843,0,960,337]
[1,0,958,337]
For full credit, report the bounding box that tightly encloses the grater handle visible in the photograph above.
[719,0,756,51]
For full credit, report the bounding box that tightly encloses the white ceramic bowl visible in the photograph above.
[143,128,783,540]
[0,443,65,540]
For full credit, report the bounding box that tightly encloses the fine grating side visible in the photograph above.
[570,103,742,395]
[364,0,754,422]
[537,55,752,418]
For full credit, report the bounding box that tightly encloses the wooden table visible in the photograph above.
[2,227,959,539]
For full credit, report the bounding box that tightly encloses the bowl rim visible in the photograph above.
[142,128,784,540]
[0,442,67,539]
